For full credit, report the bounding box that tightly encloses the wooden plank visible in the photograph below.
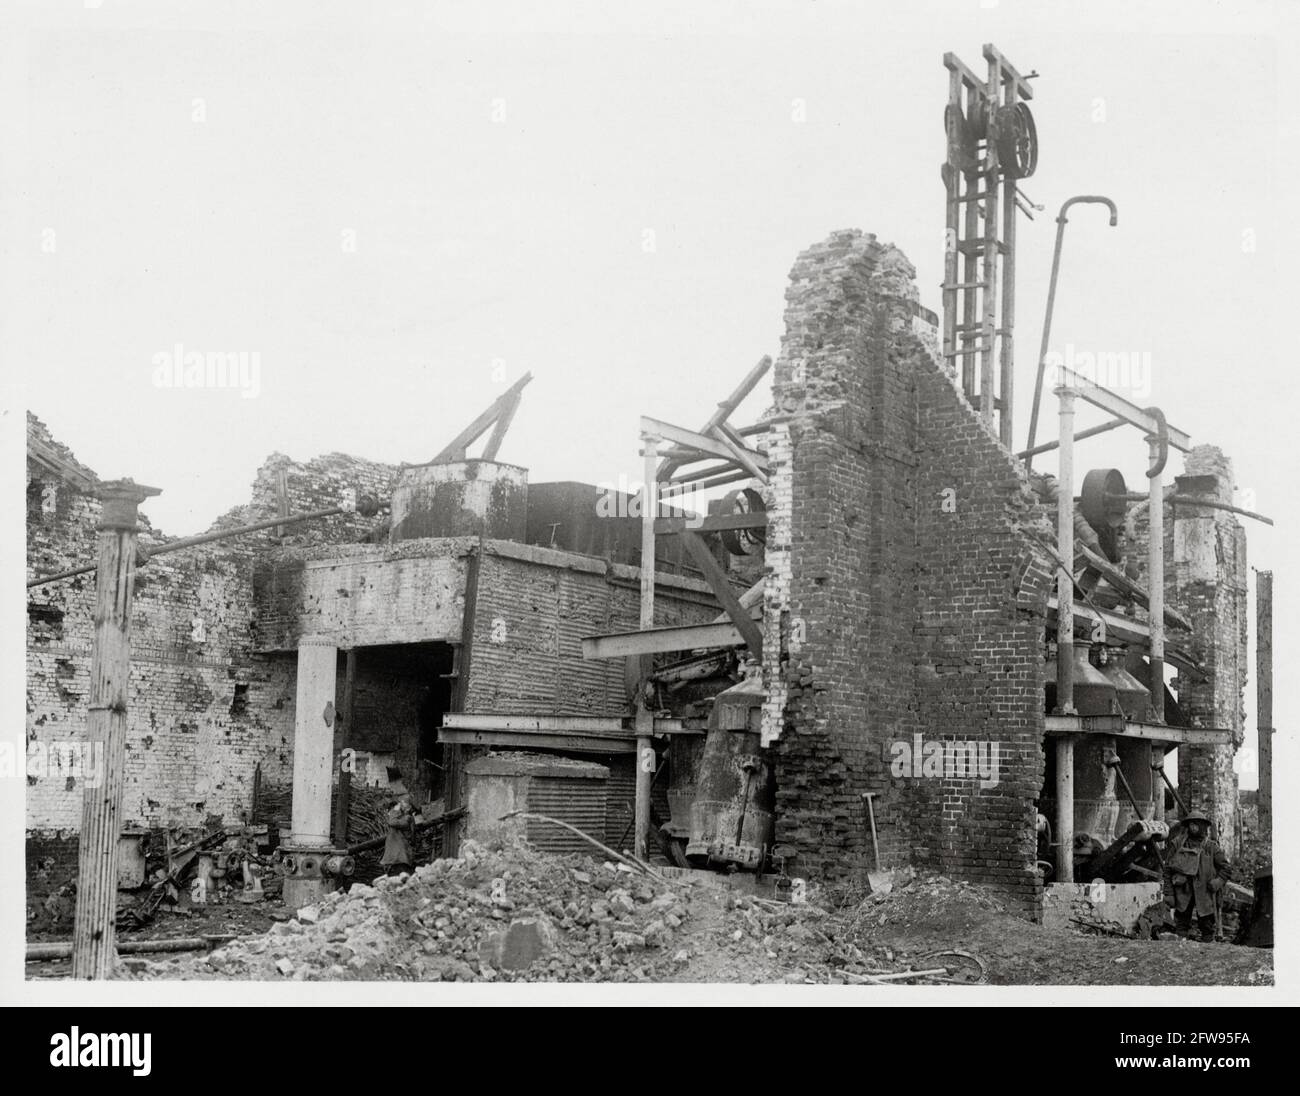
[439,728,637,754]
[678,530,764,659]
[443,713,626,733]
[480,389,522,461]
[943,51,986,92]
[431,373,533,463]
[640,416,769,475]
[72,483,160,980]
[981,42,1034,100]
[707,424,769,485]
[1056,367,1191,451]
[654,512,767,536]
[1045,713,1233,746]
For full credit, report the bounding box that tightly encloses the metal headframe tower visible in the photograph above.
[941,43,1039,448]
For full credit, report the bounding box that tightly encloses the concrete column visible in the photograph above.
[1054,386,1077,715]
[634,444,657,860]
[291,635,338,848]
[1055,736,1075,883]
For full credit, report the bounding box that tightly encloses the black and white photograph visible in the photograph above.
[1,0,1295,1043]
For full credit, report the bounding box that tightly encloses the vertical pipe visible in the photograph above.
[1055,737,1075,884]
[1148,436,1165,723]
[291,636,339,848]
[1257,571,1273,845]
[1054,386,1077,715]
[635,443,658,860]
[1151,746,1166,823]
[72,482,158,980]
[1025,218,1068,471]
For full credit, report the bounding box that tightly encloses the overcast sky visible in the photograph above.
[2,0,1295,782]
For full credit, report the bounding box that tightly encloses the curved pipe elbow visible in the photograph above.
[1058,195,1118,227]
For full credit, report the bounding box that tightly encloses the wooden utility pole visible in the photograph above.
[72,480,160,979]
[1257,571,1273,847]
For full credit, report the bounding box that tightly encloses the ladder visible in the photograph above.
[941,44,1037,449]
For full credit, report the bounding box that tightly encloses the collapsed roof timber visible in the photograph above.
[24,43,1272,978]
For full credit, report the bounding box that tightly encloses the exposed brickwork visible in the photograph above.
[760,231,1049,916]
[26,416,299,845]
[465,543,721,717]
[1170,447,1248,854]
[1123,445,1248,853]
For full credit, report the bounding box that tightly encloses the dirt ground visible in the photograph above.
[27,846,1273,986]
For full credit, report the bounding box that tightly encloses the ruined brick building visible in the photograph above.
[26,226,1250,923]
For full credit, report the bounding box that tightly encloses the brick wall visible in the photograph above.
[465,541,721,717]
[24,417,403,858]
[760,232,1049,915]
[1123,444,1248,854]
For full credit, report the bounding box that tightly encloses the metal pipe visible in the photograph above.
[1147,433,1165,722]
[29,936,229,962]
[1054,386,1078,715]
[634,442,658,861]
[1024,196,1118,470]
[1150,747,1166,823]
[1153,758,1187,817]
[1055,737,1075,883]
[1016,416,1126,460]
[27,502,382,588]
[1167,496,1275,526]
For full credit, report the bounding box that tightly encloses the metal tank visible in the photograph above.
[389,459,527,542]
[685,673,773,871]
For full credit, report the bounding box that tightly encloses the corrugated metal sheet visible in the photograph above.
[603,755,636,851]
[590,753,672,854]
[525,776,608,855]
[555,571,616,713]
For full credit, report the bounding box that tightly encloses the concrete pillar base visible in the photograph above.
[283,876,336,912]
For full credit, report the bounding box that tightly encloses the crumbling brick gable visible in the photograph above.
[761,230,1048,915]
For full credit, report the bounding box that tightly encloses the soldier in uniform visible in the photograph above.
[1165,811,1231,942]
[380,781,417,877]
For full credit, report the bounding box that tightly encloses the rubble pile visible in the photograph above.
[128,840,699,982]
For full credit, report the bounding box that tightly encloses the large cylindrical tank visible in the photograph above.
[389,459,528,542]
[686,675,773,871]
[1100,659,1155,723]
[1074,735,1122,843]
[1068,647,1123,717]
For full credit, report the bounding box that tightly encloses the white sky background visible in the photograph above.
[2,2,1295,781]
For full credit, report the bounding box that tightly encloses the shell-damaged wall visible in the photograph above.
[24,418,399,903]
[761,230,1051,916]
